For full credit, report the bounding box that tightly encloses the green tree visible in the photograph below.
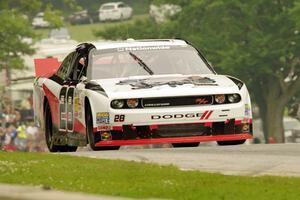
[0,0,79,72]
[96,0,300,142]
[0,10,36,71]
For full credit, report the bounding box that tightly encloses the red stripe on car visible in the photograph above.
[43,84,59,125]
[200,110,209,120]
[205,111,213,119]
[204,122,213,127]
[149,125,158,130]
[112,126,123,131]
[95,133,253,147]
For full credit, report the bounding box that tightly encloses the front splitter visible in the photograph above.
[95,133,253,147]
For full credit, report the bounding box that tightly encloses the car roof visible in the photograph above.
[101,2,124,6]
[92,39,188,51]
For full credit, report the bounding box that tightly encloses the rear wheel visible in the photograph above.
[172,142,200,148]
[217,140,246,146]
[85,103,120,151]
[45,102,77,152]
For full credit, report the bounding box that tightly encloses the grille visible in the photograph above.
[154,123,210,137]
[142,95,213,108]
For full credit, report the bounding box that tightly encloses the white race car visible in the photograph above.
[33,39,253,152]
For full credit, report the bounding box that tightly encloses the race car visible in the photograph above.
[33,39,253,152]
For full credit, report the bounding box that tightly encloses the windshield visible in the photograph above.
[101,5,115,10]
[88,45,213,80]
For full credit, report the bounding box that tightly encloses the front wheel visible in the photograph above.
[172,142,200,148]
[85,103,120,151]
[217,140,246,146]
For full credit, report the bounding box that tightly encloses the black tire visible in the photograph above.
[217,140,246,146]
[85,103,120,151]
[172,142,200,148]
[65,146,78,152]
[45,102,77,152]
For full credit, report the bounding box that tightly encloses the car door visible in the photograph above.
[69,53,89,135]
[56,52,77,133]
[66,43,95,136]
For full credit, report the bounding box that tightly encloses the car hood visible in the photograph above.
[92,74,240,99]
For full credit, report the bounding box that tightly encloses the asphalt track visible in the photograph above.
[68,143,300,177]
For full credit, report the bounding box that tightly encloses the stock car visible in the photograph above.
[33,39,253,152]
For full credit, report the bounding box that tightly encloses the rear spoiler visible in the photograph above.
[34,58,61,78]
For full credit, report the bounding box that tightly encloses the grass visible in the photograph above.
[0,152,300,200]
[34,14,148,42]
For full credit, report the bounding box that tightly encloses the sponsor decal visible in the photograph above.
[74,96,79,116]
[97,125,111,131]
[245,104,251,117]
[100,132,112,141]
[144,103,171,107]
[96,112,110,124]
[117,46,171,52]
[242,123,250,132]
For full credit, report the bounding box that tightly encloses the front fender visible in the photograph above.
[84,90,110,127]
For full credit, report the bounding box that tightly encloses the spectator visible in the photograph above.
[0,95,46,152]
[3,123,17,152]
[15,124,28,151]
[0,126,5,149]
[26,122,39,152]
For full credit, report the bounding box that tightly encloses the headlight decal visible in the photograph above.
[127,99,139,108]
[111,100,125,109]
[214,94,226,104]
[227,94,241,103]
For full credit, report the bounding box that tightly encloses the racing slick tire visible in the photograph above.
[217,140,246,146]
[85,103,120,151]
[45,102,78,152]
[172,142,200,148]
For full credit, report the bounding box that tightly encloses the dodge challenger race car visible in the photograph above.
[33,39,253,152]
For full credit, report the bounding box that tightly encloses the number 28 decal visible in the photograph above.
[114,115,125,122]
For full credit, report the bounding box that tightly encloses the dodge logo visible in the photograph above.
[151,113,203,120]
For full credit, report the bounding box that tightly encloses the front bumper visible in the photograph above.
[92,99,252,146]
[94,119,253,147]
